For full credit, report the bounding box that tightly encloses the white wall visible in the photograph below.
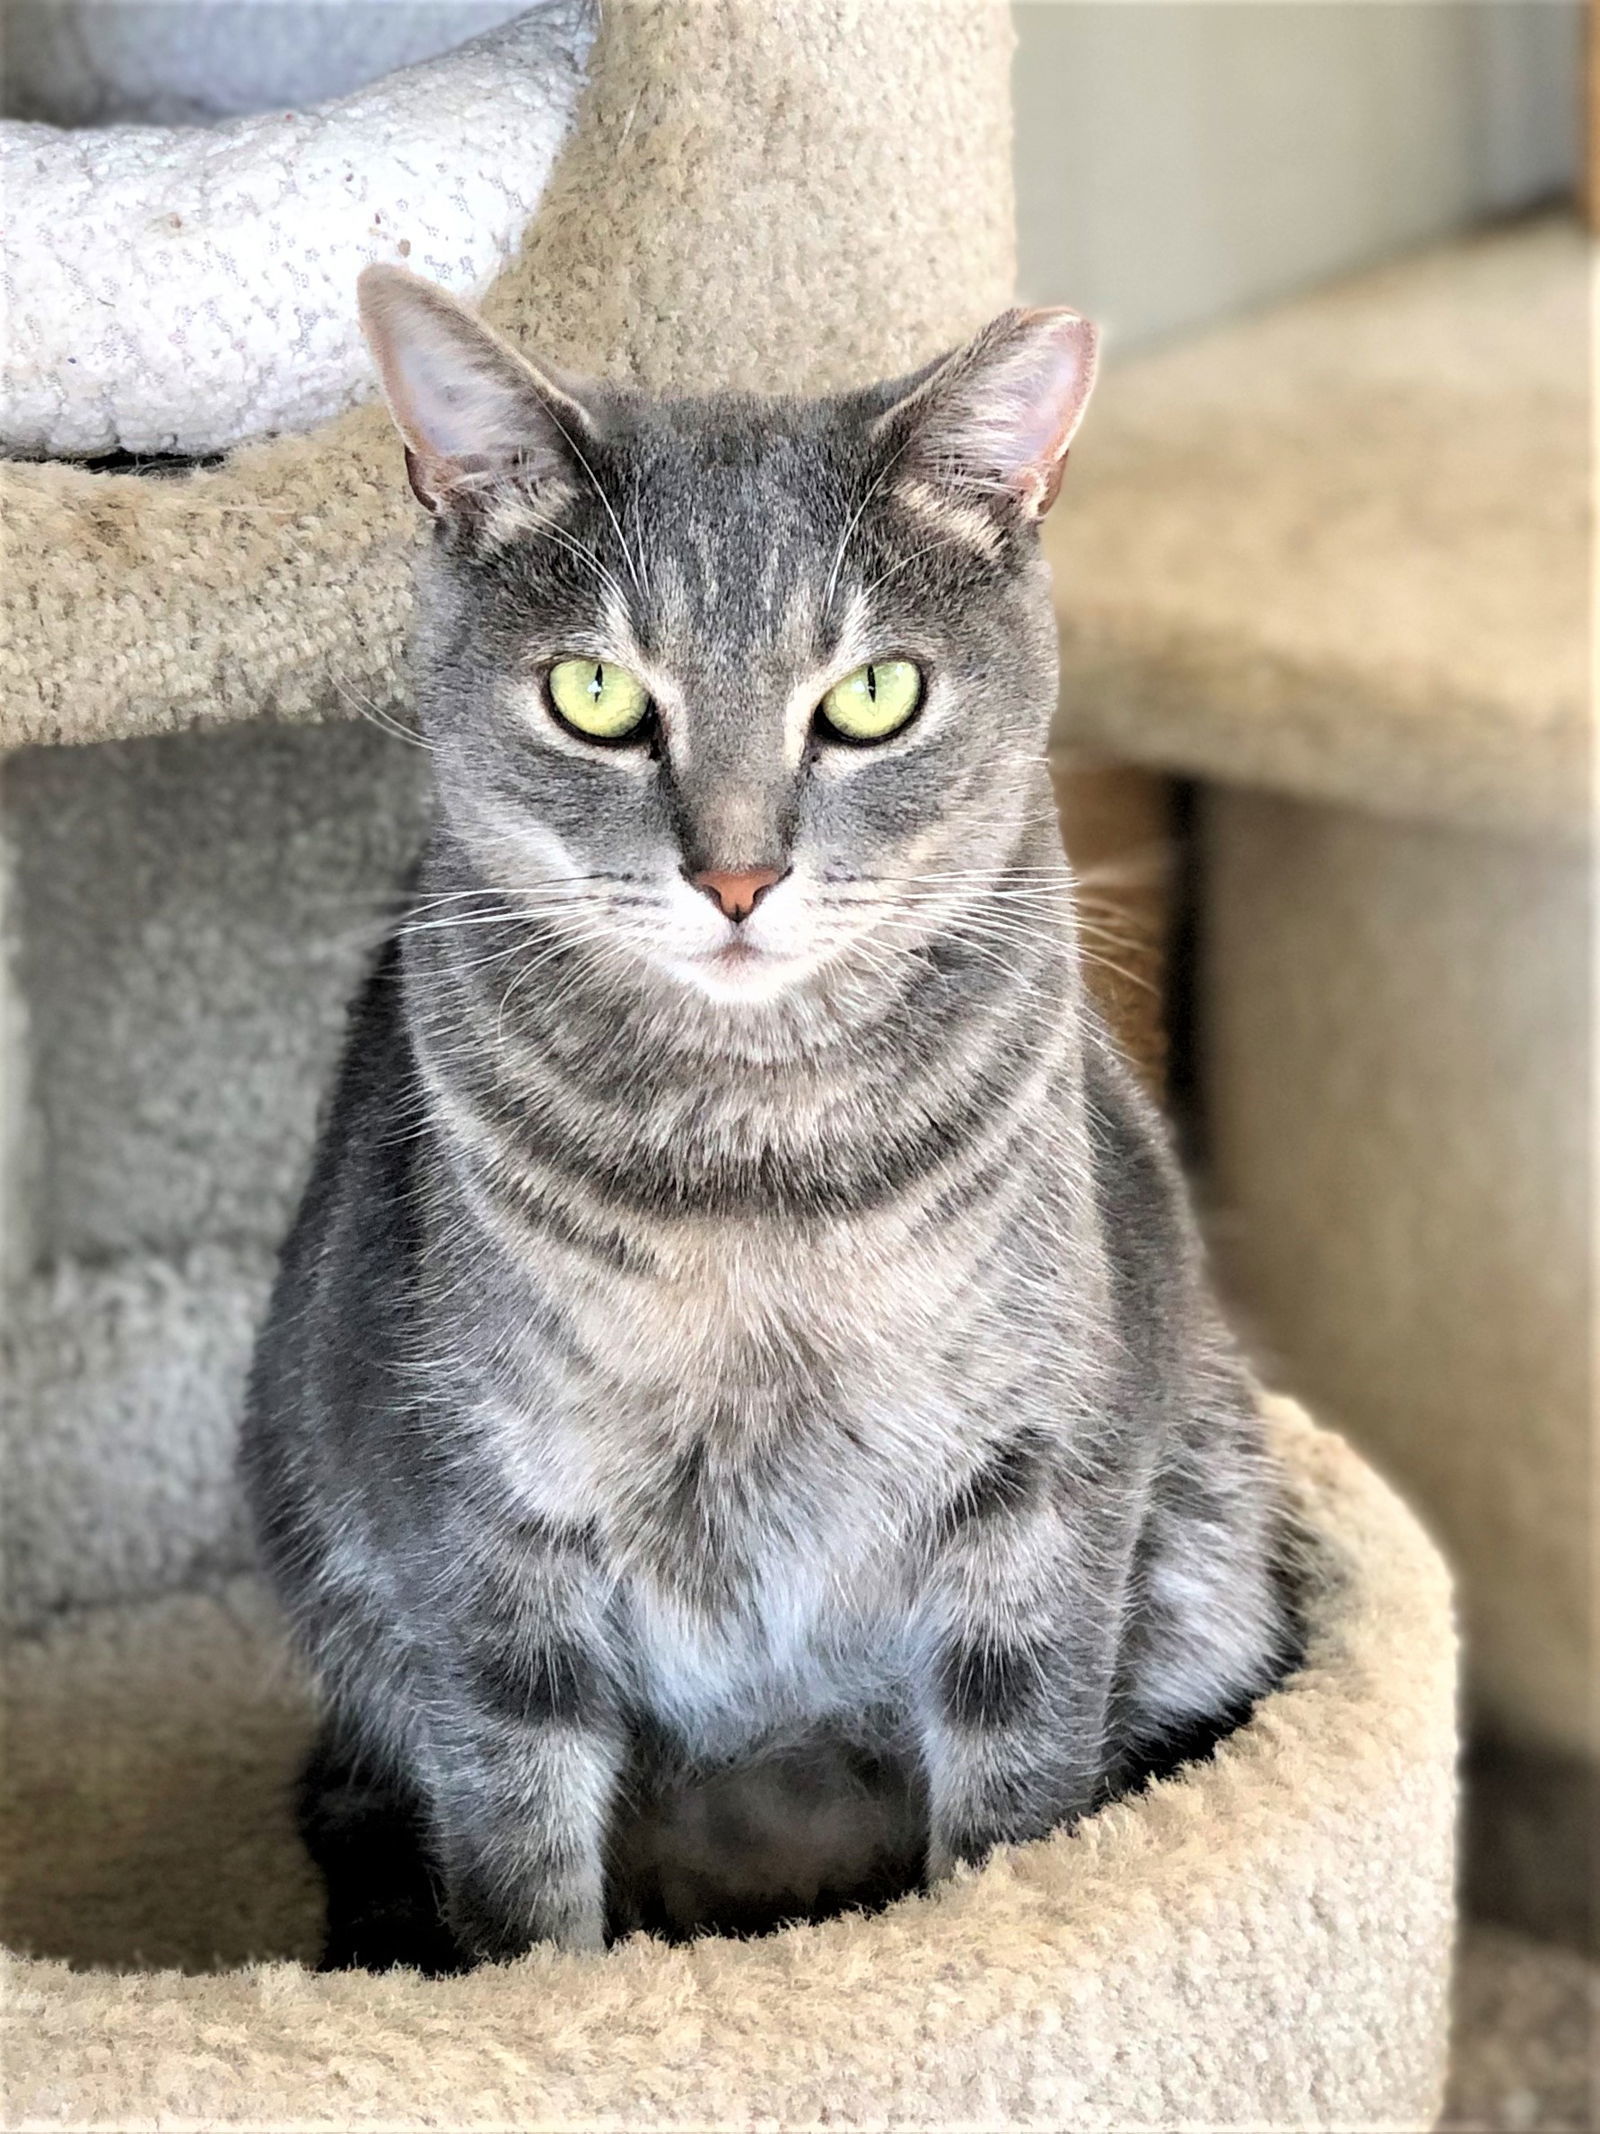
[1013,0,1582,349]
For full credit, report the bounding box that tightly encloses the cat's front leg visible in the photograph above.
[917,1489,1123,1879]
[427,1630,624,1960]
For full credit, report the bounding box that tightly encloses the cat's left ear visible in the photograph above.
[872,307,1100,523]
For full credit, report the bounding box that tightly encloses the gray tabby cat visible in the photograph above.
[241,266,1298,1971]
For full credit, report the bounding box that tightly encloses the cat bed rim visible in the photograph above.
[5,1397,1458,2129]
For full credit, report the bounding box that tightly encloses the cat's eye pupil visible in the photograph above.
[817,658,922,745]
[547,655,650,742]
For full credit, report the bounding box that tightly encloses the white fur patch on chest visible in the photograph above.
[482,1212,991,1753]
[623,1536,914,1760]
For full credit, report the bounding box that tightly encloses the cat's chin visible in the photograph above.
[663,943,818,1005]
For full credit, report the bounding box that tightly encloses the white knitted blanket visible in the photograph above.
[0,1,592,458]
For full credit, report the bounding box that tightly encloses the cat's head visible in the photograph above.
[359,267,1097,1006]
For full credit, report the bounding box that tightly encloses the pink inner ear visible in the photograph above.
[944,310,1100,519]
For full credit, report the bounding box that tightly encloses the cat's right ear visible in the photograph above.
[357,265,593,517]
[868,307,1100,526]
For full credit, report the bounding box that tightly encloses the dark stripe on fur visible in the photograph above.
[932,1428,1047,1545]
[472,1637,605,1728]
[938,1639,1046,1730]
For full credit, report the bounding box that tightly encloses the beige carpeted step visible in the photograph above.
[0,1577,320,1975]
[1050,215,1586,843]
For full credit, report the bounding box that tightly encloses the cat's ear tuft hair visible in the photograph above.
[875,307,1100,525]
[357,264,594,516]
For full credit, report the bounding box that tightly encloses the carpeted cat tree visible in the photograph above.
[1043,210,1587,1818]
[0,5,1455,2126]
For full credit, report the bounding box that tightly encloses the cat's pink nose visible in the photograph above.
[688,866,785,922]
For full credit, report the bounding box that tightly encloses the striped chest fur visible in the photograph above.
[466,1197,1045,1760]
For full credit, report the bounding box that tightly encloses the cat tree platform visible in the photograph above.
[1039,205,1588,1790]
[1048,212,1583,845]
[3,1399,1455,2131]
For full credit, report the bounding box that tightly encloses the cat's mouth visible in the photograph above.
[664,934,816,1004]
[701,939,784,988]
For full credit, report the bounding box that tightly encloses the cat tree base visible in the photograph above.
[3,1399,1455,2132]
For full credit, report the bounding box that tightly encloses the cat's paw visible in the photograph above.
[445,1871,606,1962]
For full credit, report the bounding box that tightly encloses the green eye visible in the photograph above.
[818,660,923,744]
[547,658,651,741]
